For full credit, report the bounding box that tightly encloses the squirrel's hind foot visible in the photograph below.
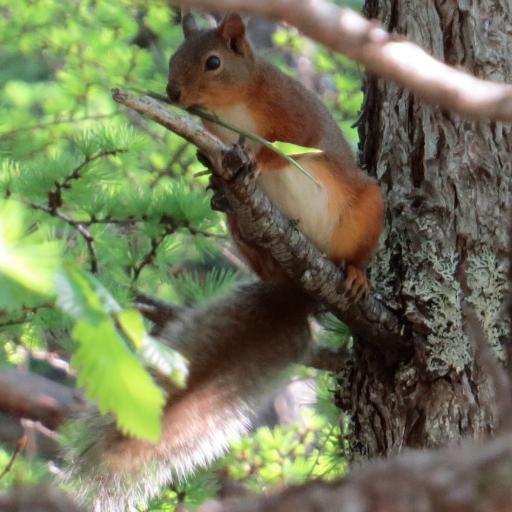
[343,265,369,304]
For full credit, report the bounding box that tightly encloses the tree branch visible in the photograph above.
[112,90,405,351]
[0,486,84,512]
[0,370,85,430]
[175,0,512,122]
[201,431,512,512]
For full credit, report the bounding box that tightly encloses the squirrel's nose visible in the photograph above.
[166,83,181,103]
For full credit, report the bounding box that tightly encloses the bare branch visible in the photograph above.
[0,486,84,512]
[112,90,406,351]
[0,370,85,429]
[175,0,512,122]
[202,432,512,512]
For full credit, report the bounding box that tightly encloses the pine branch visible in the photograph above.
[0,305,53,330]
[28,202,99,273]
[58,149,127,196]
[112,90,406,352]
[132,223,177,281]
[0,113,116,138]
[47,149,127,213]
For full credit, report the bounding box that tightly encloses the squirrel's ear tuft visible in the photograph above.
[182,12,198,38]
[218,13,253,57]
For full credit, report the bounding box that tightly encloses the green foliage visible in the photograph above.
[223,406,346,492]
[0,446,50,492]
[57,265,188,441]
[0,0,358,507]
[149,472,220,510]
[319,313,352,350]
[0,200,60,309]
[172,268,239,305]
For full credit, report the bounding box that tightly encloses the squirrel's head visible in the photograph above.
[167,13,255,109]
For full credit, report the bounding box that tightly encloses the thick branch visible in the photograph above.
[0,486,84,512]
[204,432,512,512]
[112,90,405,351]
[176,0,512,122]
[0,370,85,429]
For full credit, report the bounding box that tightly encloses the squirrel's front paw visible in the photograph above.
[208,175,232,213]
[222,144,257,181]
[210,192,232,213]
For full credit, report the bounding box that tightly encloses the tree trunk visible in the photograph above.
[342,0,512,459]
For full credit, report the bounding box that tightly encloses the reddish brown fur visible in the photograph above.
[167,14,384,299]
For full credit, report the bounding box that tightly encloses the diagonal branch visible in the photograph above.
[174,0,512,122]
[112,90,406,351]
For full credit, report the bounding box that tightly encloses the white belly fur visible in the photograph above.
[208,104,260,153]
[207,104,335,252]
[258,163,335,254]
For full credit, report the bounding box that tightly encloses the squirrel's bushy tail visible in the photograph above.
[62,282,313,511]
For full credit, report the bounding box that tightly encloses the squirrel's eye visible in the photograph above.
[205,55,221,71]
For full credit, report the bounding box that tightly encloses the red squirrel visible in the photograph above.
[63,14,383,511]
[167,13,384,300]
[64,283,313,511]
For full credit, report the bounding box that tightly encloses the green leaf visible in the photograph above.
[58,266,166,442]
[72,319,165,442]
[117,309,146,349]
[0,200,60,297]
[270,141,323,157]
[56,265,107,323]
[118,309,188,387]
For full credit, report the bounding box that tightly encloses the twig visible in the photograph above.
[0,113,116,138]
[28,202,99,273]
[0,435,27,481]
[175,0,512,122]
[132,224,177,281]
[146,92,321,185]
[58,149,127,193]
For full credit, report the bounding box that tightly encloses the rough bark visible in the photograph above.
[343,0,512,459]
[201,431,512,512]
